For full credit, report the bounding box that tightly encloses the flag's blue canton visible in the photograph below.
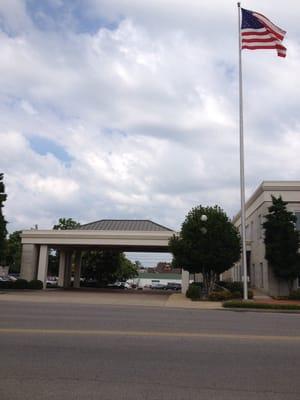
[241,9,264,30]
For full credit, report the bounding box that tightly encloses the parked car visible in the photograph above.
[46,277,58,288]
[150,283,166,290]
[107,281,131,289]
[165,283,182,291]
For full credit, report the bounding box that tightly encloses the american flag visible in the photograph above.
[241,8,286,58]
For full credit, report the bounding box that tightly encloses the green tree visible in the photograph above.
[0,173,7,265]
[82,249,120,285]
[263,196,300,290]
[53,217,80,230]
[82,251,138,285]
[115,254,138,281]
[169,205,241,294]
[6,230,22,273]
[134,260,143,270]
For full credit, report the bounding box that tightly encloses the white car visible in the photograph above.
[46,277,58,287]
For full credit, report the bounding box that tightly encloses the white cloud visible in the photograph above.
[0,0,299,237]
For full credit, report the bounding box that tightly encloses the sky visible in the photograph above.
[1,1,300,265]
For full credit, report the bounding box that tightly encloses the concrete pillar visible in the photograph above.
[20,244,39,281]
[37,245,49,289]
[64,251,73,288]
[181,269,190,295]
[73,250,82,289]
[58,250,66,287]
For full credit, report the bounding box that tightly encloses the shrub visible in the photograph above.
[28,280,43,290]
[218,282,253,299]
[14,279,28,289]
[0,280,14,289]
[289,289,300,300]
[192,282,204,289]
[186,284,201,300]
[231,291,242,299]
[218,281,243,293]
[208,290,232,301]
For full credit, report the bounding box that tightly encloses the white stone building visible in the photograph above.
[227,181,300,296]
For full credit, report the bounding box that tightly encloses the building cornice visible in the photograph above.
[232,181,300,224]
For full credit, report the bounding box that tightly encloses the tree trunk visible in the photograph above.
[203,269,217,296]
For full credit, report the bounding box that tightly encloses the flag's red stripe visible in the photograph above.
[242,45,286,52]
[241,30,268,37]
[242,45,286,57]
[242,38,280,44]
[242,45,276,49]
[259,24,284,41]
[253,13,285,41]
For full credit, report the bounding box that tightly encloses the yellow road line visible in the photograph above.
[0,328,299,341]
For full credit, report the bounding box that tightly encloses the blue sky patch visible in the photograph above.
[29,136,72,163]
[26,0,120,34]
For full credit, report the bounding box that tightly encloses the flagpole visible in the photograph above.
[237,2,248,300]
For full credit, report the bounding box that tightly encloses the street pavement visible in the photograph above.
[1,299,300,399]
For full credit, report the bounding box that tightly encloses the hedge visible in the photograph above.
[0,279,43,290]
[14,279,28,289]
[289,289,300,300]
[223,300,300,310]
[186,284,202,300]
[186,283,254,301]
[28,280,44,290]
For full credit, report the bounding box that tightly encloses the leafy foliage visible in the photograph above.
[114,253,138,281]
[289,289,300,300]
[186,284,202,300]
[6,230,22,273]
[208,290,232,301]
[169,205,241,293]
[263,196,300,287]
[0,279,42,290]
[0,173,7,265]
[14,279,28,289]
[28,280,43,290]
[82,250,138,285]
[53,218,80,230]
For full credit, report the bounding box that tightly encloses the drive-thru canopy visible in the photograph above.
[20,219,181,289]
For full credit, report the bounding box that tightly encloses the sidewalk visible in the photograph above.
[0,289,222,310]
[252,288,272,301]
[166,293,222,309]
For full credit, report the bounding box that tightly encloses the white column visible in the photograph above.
[20,244,39,281]
[58,250,66,287]
[181,269,190,295]
[73,250,82,289]
[37,245,48,289]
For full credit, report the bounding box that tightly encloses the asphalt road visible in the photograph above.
[1,301,300,400]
